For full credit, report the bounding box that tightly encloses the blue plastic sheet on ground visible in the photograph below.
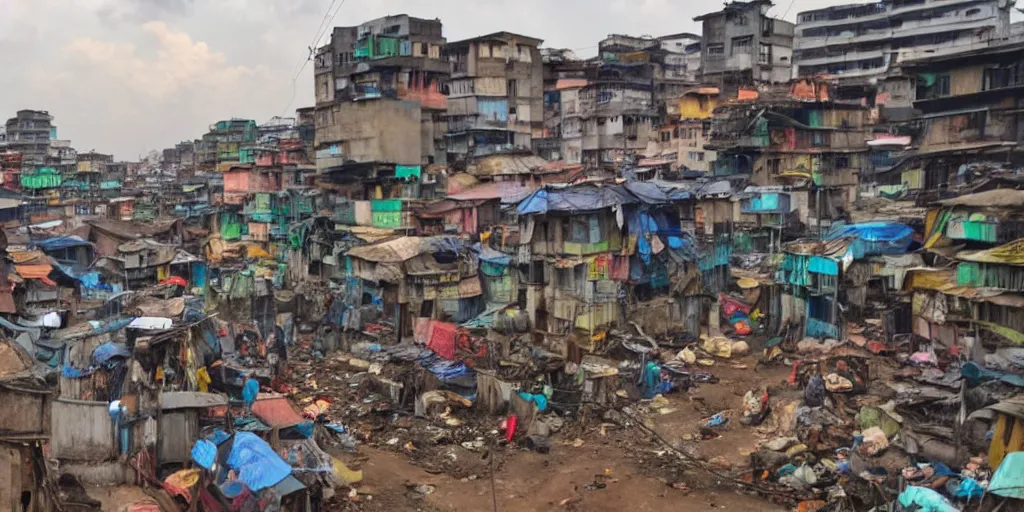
[640,362,671,399]
[898,486,959,512]
[953,478,984,500]
[226,432,292,492]
[416,351,476,389]
[191,439,217,469]
[989,451,1024,499]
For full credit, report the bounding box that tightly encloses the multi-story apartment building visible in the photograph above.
[696,0,795,88]
[649,87,720,174]
[443,32,544,162]
[794,0,1013,85]
[4,110,55,169]
[536,49,587,162]
[882,34,1024,193]
[315,15,449,176]
[706,79,869,240]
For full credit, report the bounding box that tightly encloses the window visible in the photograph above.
[728,12,748,25]
[936,74,951,96]
[732,36,752,56]
[563,215,601,244]
[707,44,725,56]
[661,131,671,142]
[672,127,680,139]
[689,151,705,162]
[767,158,781,174]
[835,156,850,168]
[507,79,518,98]
[762,17,775,36]
[759,43,772,65]
[965,111,986,132]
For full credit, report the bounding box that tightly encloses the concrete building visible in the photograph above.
[794,0,1013,85]
[647,87,720,174]
[316,15,449,173]
[443,31,544,162]
[706,79,869,241]
[536,49,587,162]
[3,110,55,169]
[696,0,795,88]
[882,35,1024,193]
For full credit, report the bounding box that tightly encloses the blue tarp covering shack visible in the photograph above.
[34,236,93,252]
[825,222,915,255]
[226,432,292,491]
[623,180,694,204]
[34,236,95,266]
[517,184,637,215]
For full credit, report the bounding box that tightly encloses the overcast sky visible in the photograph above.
[1,0,1019,160]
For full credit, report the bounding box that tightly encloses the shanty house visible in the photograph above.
[516,183,635,334]
[345,236,481,341]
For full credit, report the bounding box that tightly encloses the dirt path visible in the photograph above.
[646,355,797,469]
[345,447,785,512]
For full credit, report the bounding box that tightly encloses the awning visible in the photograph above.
[14,265,56,286]
[920,107,987,120]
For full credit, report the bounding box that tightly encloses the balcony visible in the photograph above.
[564,240,609,256]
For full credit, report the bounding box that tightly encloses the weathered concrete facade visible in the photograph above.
[697,0,794,88]
[444,32,544,161]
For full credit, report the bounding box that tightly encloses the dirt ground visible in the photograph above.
[338,351,794,512]
[344,445,784,512]
[647,355,798,468]
[81,345,796,512]
[86,485,154,511]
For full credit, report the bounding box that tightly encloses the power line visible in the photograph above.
[309,0,340,55]
[781,0,798,21]
[282,0,347,115]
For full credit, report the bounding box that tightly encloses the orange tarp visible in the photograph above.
[14,265,56,286]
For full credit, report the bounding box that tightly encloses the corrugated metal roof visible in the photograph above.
[251,394,305,428]
[160,391,228,410]
[936,189,1024,209]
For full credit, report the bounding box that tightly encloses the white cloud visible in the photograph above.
[65,21,254,100]
[1,0,1020,158]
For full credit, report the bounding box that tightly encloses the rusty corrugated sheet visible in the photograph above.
[51,399,115,461]
[159,411,198,464]
[251,395,304,429]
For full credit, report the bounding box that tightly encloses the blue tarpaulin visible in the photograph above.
[34,236,93,251]
[517,184,637,215]
[825,222,914,255]
[623,180,693,204]
[92,342,131,366]
[990,451,1024,499]
[474,244,511,266]
[226,432,292,491]
[191,439,217,469]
